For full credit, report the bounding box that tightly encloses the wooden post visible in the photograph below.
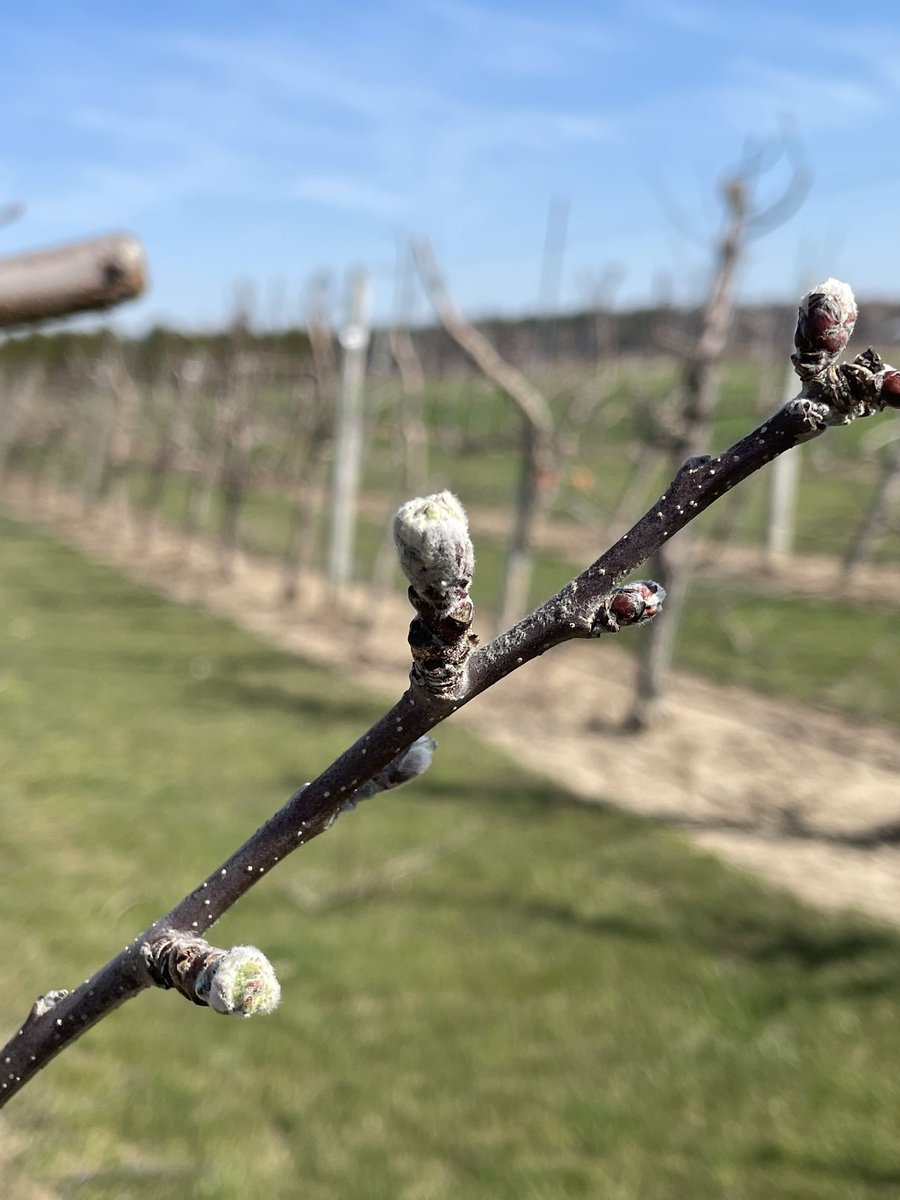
[843,418,900,574]
[0,234,146,327]
[327,269,371,589]
[766,370,802,566]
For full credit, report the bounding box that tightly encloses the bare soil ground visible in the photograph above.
[5,478,900,925]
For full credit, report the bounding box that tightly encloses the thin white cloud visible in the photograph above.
[70,107,193,146]
[25,159,212,231]
[163,31,434,124]
[140,26,619,211]
[722,62,882,131]
[466,110,616,152]
[419,0,620,75]
[291,175,409,220]
[640,0,720,35]
[818,26,900,93]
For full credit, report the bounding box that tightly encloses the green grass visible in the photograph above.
[2,515,900,1198]
[679,584,900,719]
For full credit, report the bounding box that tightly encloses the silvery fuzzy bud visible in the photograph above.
[334,738,437,822]
[393,492,474,615]
[792,278,857,381]
[206,945,281,1018]
[353,735,437,801]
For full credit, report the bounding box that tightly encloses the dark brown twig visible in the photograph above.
[0,279,896,1106]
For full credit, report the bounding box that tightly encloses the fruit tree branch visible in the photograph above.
[0,279,896,1106]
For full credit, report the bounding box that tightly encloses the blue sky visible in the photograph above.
[3,0,900,330]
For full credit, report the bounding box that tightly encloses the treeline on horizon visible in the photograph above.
[3,297,900,382]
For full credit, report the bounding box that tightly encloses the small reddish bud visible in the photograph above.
[609,582,664,624]
[792,278,857,381]
[593,580,666,634]
[881,370,900,408]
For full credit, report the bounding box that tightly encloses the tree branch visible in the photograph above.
[410,238,553,439]
[1,279,896,1106]
[411,237,557,629]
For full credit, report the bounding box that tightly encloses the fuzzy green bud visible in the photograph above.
[207,945,281,1018]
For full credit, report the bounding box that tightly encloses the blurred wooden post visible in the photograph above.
[843,420,900,575]
[327,269,371,589]
[281,274,337,605]
[766,363,803,567]
[0,234,146,327]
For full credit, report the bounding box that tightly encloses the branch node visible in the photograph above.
[141,933,280,1018]
[28,990,70,1022]
[678,455,712,477]
[794,347,900,435]
[394,492,477,698]
[784,395,831,441]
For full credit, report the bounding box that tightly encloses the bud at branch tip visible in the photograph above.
[393,491,475,615]
[792,278,857,382]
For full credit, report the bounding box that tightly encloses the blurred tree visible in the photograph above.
[626,143,810,731]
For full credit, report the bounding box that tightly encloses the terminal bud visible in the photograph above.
[792,278,857,381]
[393,492,474,616]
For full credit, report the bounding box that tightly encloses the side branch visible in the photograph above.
[411,238,554,438]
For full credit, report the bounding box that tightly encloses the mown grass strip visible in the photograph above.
[1,514,900,1198]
